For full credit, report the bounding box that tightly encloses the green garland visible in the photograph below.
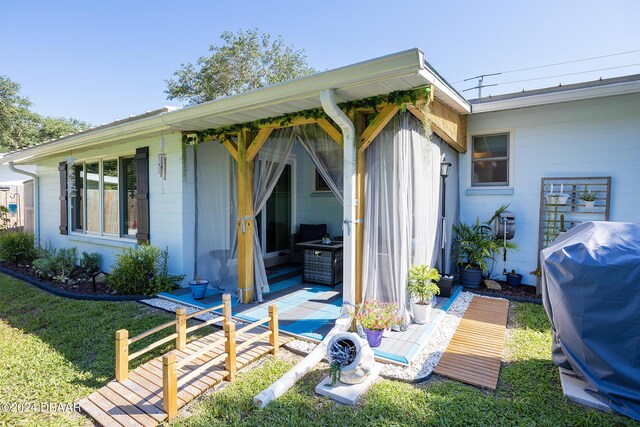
[181,86,431,145]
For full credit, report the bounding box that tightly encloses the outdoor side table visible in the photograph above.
[296,240,343,287]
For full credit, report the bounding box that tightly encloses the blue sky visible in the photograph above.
[2,0,639,125]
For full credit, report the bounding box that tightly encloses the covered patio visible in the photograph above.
[159,265,464,365]
[161,49,469,363]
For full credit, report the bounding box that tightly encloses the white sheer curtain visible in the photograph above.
[249,128,295,301]
[296,124,344,204]
[362,112,441,321]
[195,141,238,292]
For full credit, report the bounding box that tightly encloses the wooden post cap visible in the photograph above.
[162,352,176,365]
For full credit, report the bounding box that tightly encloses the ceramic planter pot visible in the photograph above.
[364,328,384,348]
[506,273,523,286]
[189,280,209,300]
[460,266,483,288]
[438,275,454,297]
[546,193,569,205]
[582,200,595,208]
[413,301,432,324]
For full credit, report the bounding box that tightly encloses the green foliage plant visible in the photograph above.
[32,246,78,283]
[578,186,597,202]
[79,251,102,277]
[109,245,184,295]
[407,264,441,305]
[0,231,37,265]
[0,206,10,230]
[452,205,518,275]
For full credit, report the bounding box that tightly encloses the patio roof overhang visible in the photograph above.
[2,48,470,165]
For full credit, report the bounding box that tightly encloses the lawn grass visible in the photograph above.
[0,273,199,426]
[1,275,637,426]
[174,302,639,427]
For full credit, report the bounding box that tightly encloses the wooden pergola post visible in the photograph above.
[237,129,255,303]
[348,110,366,309]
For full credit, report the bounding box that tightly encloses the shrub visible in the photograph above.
[109,245,184,295]
[0,206,10,231]
[0,231,37,265]
[32,246,78,283]
[79,251,102,277]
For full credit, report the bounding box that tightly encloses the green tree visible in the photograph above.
[165,29,315,105]
[0,75,40,150]
[0,75,90,151]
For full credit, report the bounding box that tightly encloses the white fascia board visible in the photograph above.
[471,80,640,113]
[2,118,172,164]
[2,49,427,164]
[164,49,426,128]
[418,69,471,114]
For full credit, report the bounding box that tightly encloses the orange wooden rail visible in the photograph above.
[115,293,232,383]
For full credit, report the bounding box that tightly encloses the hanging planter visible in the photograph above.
[546,183,569,205]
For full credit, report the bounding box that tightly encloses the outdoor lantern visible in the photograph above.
[440,160,452,178]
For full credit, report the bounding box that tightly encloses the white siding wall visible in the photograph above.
[460,92,640,284]
[37,133,189,278]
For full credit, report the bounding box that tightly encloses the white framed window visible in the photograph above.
[71,156,137,239]
[471,133,510,187]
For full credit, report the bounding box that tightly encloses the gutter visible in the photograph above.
[319,89,356,306]
[8,162,39,244]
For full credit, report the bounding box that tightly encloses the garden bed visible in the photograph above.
[468,279,542,303]
[0,264,147,301]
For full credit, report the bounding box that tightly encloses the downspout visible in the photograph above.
[319,89,356,306]
[8,162,39,244]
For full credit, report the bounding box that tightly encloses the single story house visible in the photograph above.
[2,49,639,310]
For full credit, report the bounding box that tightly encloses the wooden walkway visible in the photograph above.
[434,295,509,389]
[80,328,292,427]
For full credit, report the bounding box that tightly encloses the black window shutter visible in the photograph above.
[58,161,68,235]
[136,147,150,244]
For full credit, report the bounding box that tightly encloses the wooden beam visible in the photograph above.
[247,127,274,162]
[236,129,255,303]
[223,138,238,161]
[359,104,398,151]
[412,99,467,153]
[316,118,343,146]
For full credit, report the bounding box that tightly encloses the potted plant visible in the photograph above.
[189,276,209,300]
[506,269,523,286]
[452,219,499,288]
[453,206,519,288]
[578,186,597,208]
[352,300,399,348]
[407,264,441,324]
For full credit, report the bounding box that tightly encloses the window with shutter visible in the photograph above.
[59,162,68,235]
[135,147,150,244]
[65,147,149,242]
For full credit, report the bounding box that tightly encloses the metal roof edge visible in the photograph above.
[1,108,175,164]
[470,75,640,113]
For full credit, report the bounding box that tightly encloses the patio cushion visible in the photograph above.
[298,223,327,243]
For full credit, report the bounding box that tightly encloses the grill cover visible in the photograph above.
[541,221,640,421]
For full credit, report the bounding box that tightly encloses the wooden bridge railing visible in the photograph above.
[115,293,232,383]
[162,304,279,421]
